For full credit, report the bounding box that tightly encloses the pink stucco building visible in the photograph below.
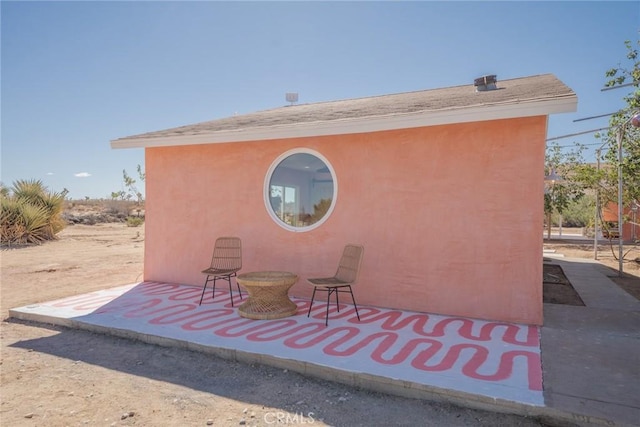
[112,74,577,325]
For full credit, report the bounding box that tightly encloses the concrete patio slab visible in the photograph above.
[10,282,544,417]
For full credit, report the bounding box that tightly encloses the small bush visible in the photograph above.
[105,199,136,216]
[126,216,144,227]
[1,179,66,245]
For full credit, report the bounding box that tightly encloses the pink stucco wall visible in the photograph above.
[144,116,547,325]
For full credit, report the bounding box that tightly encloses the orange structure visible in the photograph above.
[602,203,639,242]
[112,74,577,325]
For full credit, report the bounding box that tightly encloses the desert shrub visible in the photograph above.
[1,198,24,243]
[62,198,143,224]
[104,199,135,216]
[561,195,595,227]
[1,179,66,245]
[126,216,144,227]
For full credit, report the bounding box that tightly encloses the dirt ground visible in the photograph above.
[1,224,636,427]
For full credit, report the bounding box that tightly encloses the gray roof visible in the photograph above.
[112,74,577,148]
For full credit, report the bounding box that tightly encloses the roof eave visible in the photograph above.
[110,96,577,149]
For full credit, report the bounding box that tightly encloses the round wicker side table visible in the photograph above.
[236,271,298,320]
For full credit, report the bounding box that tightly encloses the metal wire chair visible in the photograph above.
[199,237,243,306]
[307,244,364,326]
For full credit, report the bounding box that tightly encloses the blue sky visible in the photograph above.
[1,1,638,199]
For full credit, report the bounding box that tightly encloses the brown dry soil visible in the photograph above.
[542,264,585,306]
[1,221,636,427]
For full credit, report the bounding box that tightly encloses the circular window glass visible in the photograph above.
[264,149,337,232]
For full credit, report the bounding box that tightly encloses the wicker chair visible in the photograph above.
[306,244,364,326]
[199,237,243,306]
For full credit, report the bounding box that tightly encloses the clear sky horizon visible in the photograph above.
[2,1,638,200]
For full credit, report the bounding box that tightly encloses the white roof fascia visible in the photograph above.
[110,96,577,149]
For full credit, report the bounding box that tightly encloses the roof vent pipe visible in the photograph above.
[285,93,299,106]
[474,75,497,92]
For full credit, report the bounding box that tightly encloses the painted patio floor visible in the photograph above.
[10,281,543,409]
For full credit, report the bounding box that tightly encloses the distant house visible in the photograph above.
[602,203,639,241]
[112,74,577,325]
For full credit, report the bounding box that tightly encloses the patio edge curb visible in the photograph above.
[7,308,619,427]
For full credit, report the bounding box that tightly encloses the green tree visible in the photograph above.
[562,195,596,228]
[599,37,640,211]
[544,142,587,238]
[111,190,126,201]
[121,164,145,205]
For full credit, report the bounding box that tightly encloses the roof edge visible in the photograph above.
[111,95,577,149]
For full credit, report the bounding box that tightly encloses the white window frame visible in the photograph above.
[263,148,338,232]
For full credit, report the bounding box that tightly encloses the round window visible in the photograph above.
[264,149,337,232]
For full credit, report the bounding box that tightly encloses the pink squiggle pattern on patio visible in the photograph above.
[279,326,542,390]
[413,342,542,391]
[49,282,542,391]
[287,302,538,347]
